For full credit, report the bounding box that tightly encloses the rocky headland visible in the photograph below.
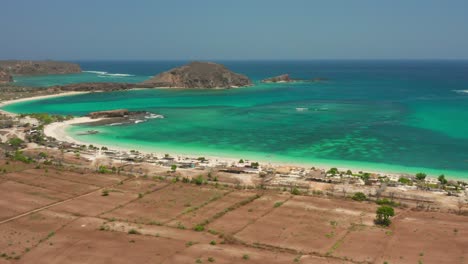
[0,70,13,84]
[142,61,252,88]
[0,60,81,76]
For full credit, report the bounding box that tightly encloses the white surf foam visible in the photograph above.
[145,114,165,119]
[454,90,468,94]
[84,71,134,77]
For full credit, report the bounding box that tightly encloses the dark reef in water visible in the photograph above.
[262,74,329,83]
[83,109,162,126]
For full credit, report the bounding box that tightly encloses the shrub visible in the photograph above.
[8,137,24,149]
[101,190,109,196]
[376,198,399,207]
[291,187,301,195]
[210,240,216,245]
[12,151,33,163]
[273,202,283,208]
[352,192,367,201]
[193,225,205,232]
[97,165,110,174]
[242,254,250,260]
[127,228,140,235]
[398,177,412,185]
[191,175,204,185]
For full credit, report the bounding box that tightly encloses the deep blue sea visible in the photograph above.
[5,60,468,178]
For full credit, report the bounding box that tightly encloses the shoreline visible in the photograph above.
[2,91,467,181]
[0,91,90,117]
[44,116,467,180]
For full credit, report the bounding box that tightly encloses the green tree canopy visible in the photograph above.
[415,172,427,181]
[375,206,395,226]
[438,174,448,185]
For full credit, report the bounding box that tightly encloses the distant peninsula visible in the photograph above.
[0,60,81,78]
[142,61,252,88]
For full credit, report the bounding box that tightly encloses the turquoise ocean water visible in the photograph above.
[4,60,468,178]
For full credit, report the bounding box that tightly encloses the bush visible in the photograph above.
[12,151,33,163]
[193,225,205,232]
[191,175,204,185]
[352,192,367,201]
[127,228,140,235]
[398,177,412,185]
[273,202,283,208]
[97,165,110,174]
[376,198,399,207]
[291,187,301,195]
[101,190,109,196]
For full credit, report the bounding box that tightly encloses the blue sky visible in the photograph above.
[1,0,468,60]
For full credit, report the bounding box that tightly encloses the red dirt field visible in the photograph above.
[102,183,228,224]
[207,192,291,234]
[17,217,188,264]
[3,171,98,196]
[167,191,256,229]
[20,169,127,187]
[0,210,78,260]
[235,195,378,254]
[0,165,467,264]
[0,180,71,221]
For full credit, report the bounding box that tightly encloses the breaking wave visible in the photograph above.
[84,71,135,77]
[454,90,468,94]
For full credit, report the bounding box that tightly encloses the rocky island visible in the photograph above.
[261,74,293,83]
[142,61,251,88]
[0,60,81,76]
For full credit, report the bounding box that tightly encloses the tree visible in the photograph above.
[415,172,427,181]
[239,159,244,163]
[346,169,353,175]
[171,164,177,172]
[352,192,367,201]
[438,174,448,185]
[327,167,339,175]
[375,206,395,226]
[250,162,259,169]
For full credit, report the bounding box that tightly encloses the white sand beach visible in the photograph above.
[0,91,89,117]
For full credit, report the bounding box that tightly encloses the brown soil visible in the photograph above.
[0,164,466,264]
[102,183,228,224]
